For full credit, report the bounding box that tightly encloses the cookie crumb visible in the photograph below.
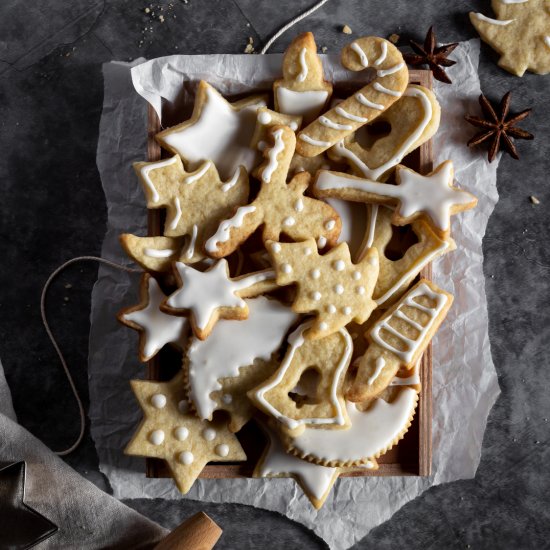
[244,36,255,54]
[144,7,150,13]
[342,25,352,35]
[159,14,164,22]
[530,195,540,205]
[64,283,72,289]
[64,296,70,302]
[388,33,400,44]
[321,46,327,53]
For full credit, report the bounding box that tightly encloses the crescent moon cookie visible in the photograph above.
[266,238,379,340]
[470,0,550,77]
[296,36,409,157]
[274,32,333,124]
[249,321,354,436]
[161,259,278,340]
[119,234,187,273]
[133,154,249,263]
[125,371,246,494]
[346,279,453,403]
[155,80,267,179]
[204,125,341,258]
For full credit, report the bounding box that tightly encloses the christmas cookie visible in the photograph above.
[119,234,186,272]
[250,107,302,151]
[274,32,332,123]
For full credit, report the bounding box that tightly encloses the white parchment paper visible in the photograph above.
[90,40,501,550]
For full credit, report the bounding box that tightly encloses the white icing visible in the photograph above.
[473,13,514,25]
[327,304,336,314]
[319,321,328,331]
[373,82,402,97]
[139,156,178,203]
[319,116,353,131]
[184,224,198,260]
[184,161,211,184]
[335,106,368,123]
[215,444,229,457]
[283,216,296,226]
[174,426,189,441]
[170,197,182,231]
[276,87,329,120]
[374,41,388,65]
[297,47,308,82]
[166,259,274,330]
[544,36,550,48]
[262,128,285,182]
[303,246,312,256]
[310,269,320,279]
[205,205,257,253]
[333,260,345,271]
[350,41,369,67]
[294,199,304,212]
[312,291,322,301]
[325,219,336,230]
[178,451,194,465]
[367,357,386,385]
[291,388,418,462]
[355,92,385,110]
[390,360,421,386]
[161,86,265,180]
[343,306,352,315]
[149,430,165,445]
[143,248,176,259]
[334,284,344,295]
[271,242,281,253]
[258,111,272,125]
[202,428,217,441]
[356,286,365,295]
[353,271,361,280]
[377,62,405,77]
[254,322,353,430]
[501,0,527,3]
[151,394,167,409]
[281,263,293,274]
[221,167,241,193]
[122,277,188,360]
[371,282,448,363]
[299,134,332,147]
[187,297,297,420]
[317,236,327,248]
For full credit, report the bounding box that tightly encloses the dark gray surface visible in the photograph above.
[1,1,549,548]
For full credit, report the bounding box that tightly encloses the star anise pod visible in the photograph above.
[403,26,458,84]
[465,92,534,163]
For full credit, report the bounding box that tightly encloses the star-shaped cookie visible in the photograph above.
[125,372,246,494]
[314,160,477,239]
[156,80,267,180]
[162,259,278,340]
[266,238,379,339]
[133,154,249,262]
[118,274,189,362]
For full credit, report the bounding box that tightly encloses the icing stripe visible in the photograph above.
[297,47,308,82]
[473,13,514,25]
[367,357,386,385]
[319,116,353,131]
[377,62,405,77]
[262,128,285,182]
[143,248,176,258]
[185,161,211,184]
[185,224,198,259]
[373,82,402,97]
[221,167,241,192]
[299,134,332,147]
[545,36,550,48]
[335,106,368,123]
[373,42,387,65]
[501,0,527,2]
[350,42,369,67]
[205,205,257,253]
[170,197,182,230]
[355,92,385,110]
[140,156,179,203]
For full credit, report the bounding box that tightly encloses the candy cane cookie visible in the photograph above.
[296,37,409,157]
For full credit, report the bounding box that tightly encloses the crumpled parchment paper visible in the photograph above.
[90,40,501,550]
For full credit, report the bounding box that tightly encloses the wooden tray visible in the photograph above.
[145,70,433,479]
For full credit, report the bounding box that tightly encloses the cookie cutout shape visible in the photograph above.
[328,85,441,182]
[156,81,267,179]
[184,296,297,427]
[162,259,277,340]
[125,372,246,494]
[205,125,341,258]
[134,155,249,262]
[250,321,353,434]
[274,32,333,123]
[254,419,339,509]
[250,107,302,151]
[267,238,379,339]
[118,274,189,362]
[470,0,550,77]
[366,206,455,306]
[314,161,477,240]
[296,36,409,157]
[287,387,419,467]
[119,234,186,272]
[346,279,453,402]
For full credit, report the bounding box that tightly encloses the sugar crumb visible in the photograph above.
[321,46,327,53]
[388,33,400,44]
[342,25,352,34]
[530,195,540,205]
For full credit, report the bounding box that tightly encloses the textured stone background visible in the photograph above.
[1,1,549,548]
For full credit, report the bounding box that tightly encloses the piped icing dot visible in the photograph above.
[303,247,312,256]
[149,430,165,445]
[178,400,189,414]
[333,260,345,271]
[283,216,296,226]
[327,304,337,314]
[352,271,361,280]
[343,306,352,315]
[311,291,322,301]
[317,236,327,248]
[150,393,167,409]
[178,451,194,465]
[222,393,233,404]
[334,284,344,295]
[357,286,366,295]
[258,111,272,125]
[271,242,281,253]
[202,428,217,441]
[215,444,229,457]
[281,263,293,274]
[325,219,336,231]
[294,199,304,212]
[289,121,299,131]
[319,322,329,331]
[368,256,378,266]
[310,269,320,279]
[174,426,189,441]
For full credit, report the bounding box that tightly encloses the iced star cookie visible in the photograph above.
[134,154,249,262]
[274,32,332,123]
[156,81,267,179]
[266,238,379,339]
[296,36,409,157]
[184,296,297,431]
[205,125,341,258]
[118,274,189,362]
[119,234,186,273]
[346,279,453,402]
[162,259,277,340]
[470,0,550,77]
[250,321,353,434]
[125,372,246,493]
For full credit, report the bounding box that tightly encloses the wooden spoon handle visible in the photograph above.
[154,512,222,550]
